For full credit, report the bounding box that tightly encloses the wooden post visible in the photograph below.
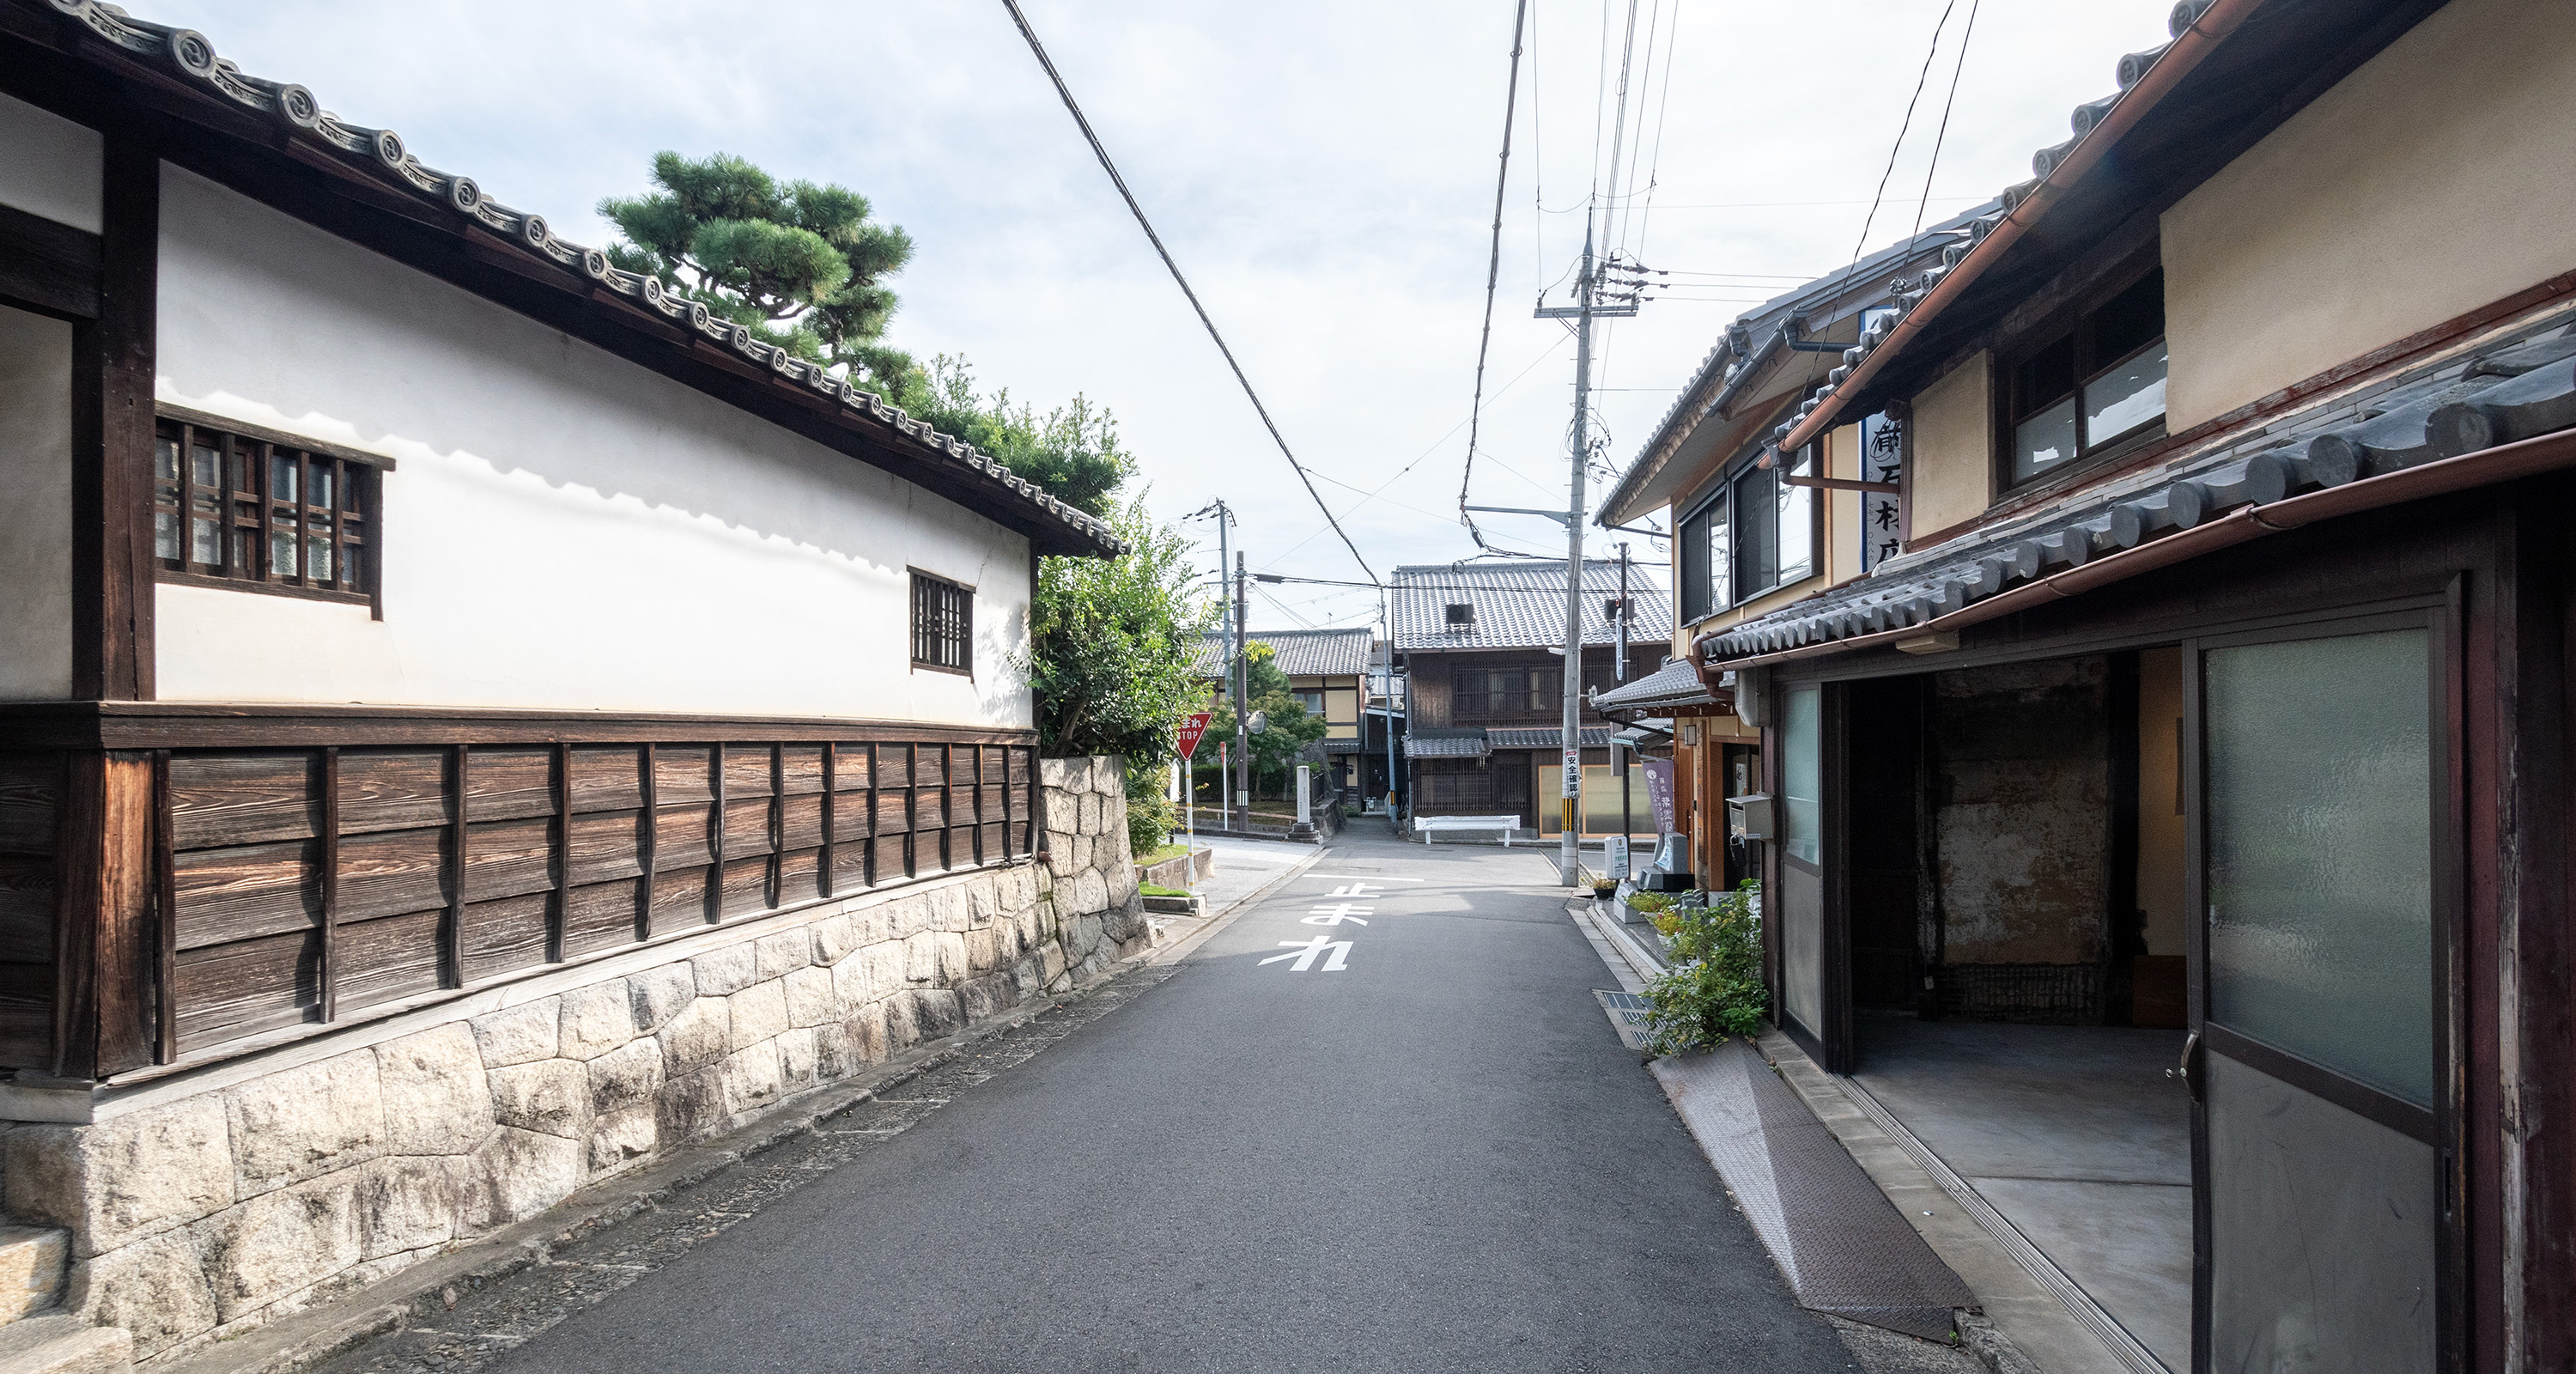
[819,743,837,899]
[446,744,469,986]
[708,742,726,922]
[69,134,157,703]
[318,748,341,1022]
[52,752,155,1079]
[549,743,569,961]
[150,750,174,1063]
[765,744,783,909]
[636,742,657,939]
[864,741,879,888]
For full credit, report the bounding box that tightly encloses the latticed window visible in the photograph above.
[151,417,375,603]
[910,570,972,674]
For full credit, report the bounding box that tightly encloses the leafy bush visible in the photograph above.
[1125,764,1176,860]
[1624,891,1677,917]
[1641,881,1769,1053]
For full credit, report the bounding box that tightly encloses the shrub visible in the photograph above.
[1641,881,1769,1053]
[1125,768,1176,860]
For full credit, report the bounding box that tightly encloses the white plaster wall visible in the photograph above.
[0,304,74,699]
[152,167,1030,726]
[2161,0,2576,429]
[0,91,101,234]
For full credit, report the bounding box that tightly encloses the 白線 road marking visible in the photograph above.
[1302,903,1372,926]
[1259,936,1352,971]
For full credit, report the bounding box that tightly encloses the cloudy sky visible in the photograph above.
[149,0,2178,629]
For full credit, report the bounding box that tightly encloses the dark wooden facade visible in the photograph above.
[1753,478,2576,1371]
[1403,646,1619,825]
[0,708,1037,1082]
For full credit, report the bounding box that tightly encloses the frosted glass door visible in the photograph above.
[2199,626,2439,1374]
[1777,685,1825,1045]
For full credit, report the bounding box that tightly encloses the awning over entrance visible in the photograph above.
[1403,729,1489,761]
[1698,314,2576,670]
[1485,727,1616,751]
[1590,657,1719,715]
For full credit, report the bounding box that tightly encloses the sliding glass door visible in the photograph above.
[2191,618,2452,1372]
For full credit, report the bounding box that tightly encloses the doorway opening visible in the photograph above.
[1836,650,2191,1370]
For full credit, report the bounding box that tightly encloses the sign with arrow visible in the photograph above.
[1177,711,1213,759]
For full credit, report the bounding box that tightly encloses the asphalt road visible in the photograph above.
[440,830,1908,1372]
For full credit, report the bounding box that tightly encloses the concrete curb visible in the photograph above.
[157,962,1168,1374]
[1756,1031,2117,1374]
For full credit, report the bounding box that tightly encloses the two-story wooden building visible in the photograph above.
[1389,559,1668,840]
[1595,210,1984,895]
[0,1,1145,1361]
[1686,0,2576,1367]
[1189,627,1371,798]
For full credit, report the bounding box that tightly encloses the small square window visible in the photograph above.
[2005,266,2167,488]
[910,571,973,675]
[150,418,375,602]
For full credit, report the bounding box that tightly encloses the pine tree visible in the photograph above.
[599,151,915,391]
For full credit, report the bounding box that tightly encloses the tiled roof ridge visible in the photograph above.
[1698,310,2576,663]
[1599,202,1998,524]
[40,0,1125,554]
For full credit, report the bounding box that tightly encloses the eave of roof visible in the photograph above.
[1696,312,2576,672]
[1774,0,2444,458]
[1598,204,1996,526]
[11,0,1125,558]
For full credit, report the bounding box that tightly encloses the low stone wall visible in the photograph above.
[1135,847,1213,891]
[3,759,1140,1363]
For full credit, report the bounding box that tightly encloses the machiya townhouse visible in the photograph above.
[1598,0,2576,1369]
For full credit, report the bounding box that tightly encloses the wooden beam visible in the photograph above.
[549,742,569,961]
[0,702,1040,752]
[70,132,156,702]
[708,742,726,923]
[0,199,100,320]
[1781,474,1903,495]
[765,743,782,910]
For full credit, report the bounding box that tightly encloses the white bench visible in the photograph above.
[1413,814,1524,846]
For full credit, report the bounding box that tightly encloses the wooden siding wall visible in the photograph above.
[9,734,1036,1076]
[0,756,58,1067]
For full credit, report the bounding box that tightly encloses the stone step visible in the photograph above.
[0,1316,130,1374]
[0,1231,66,1327]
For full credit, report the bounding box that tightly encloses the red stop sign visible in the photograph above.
[1176,711,1214,759]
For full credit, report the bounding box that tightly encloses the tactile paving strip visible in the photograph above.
[1654,1040,1974,1341]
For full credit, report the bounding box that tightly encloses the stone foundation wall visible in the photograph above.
[2,759,1139,1362]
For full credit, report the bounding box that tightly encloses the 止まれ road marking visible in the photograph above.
[1303,903,1373,926]
[1260,936,1352,971]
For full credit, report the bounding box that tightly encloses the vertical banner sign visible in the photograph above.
[1642,757,1677,834]
[1858,307,1905,575]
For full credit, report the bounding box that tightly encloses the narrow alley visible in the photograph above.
[301,832,1960,1374]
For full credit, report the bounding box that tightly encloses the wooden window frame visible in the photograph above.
[1995,254,2169,495]
[908,569,974,677]
[149,408,386,612]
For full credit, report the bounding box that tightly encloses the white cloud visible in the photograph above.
[149,0,2178,627]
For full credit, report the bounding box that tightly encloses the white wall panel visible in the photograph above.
[0,303,73,699]
[152,166,1030,727]
[0,91,101,234]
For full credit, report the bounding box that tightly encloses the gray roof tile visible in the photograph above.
[1391,559,1673,653]
[1190,628,1375,678]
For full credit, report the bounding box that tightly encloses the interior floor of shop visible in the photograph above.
[1852,1017,2192,1372]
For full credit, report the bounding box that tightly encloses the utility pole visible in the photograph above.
[1234,550,1250,832]
[1486,220,1645,886]
[1188,499,1242,832]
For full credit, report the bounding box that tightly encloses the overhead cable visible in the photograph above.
[997,0,1377,583]
[1458,0,1552,562]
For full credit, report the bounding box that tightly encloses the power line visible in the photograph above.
[1910,0,1983,245]
[1800,0,1962,402]
[1459,0,1550,562]
[997,0,1377,584]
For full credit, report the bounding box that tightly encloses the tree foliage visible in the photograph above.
[599,151,916,390]
[890,356,1134,519]
[1196,641,1330,796]
[1019,493,1219,767]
